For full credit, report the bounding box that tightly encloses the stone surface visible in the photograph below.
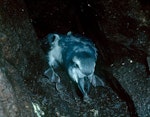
[0,0,46,116]
[0,0,149,116]
[111,57,150,117]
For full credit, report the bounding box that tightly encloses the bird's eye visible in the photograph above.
[74,63,79,68]
[51,35,56,42]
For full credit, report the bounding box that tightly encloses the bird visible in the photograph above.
[43,32,105,102]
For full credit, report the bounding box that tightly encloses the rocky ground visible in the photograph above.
[0,0,149,117]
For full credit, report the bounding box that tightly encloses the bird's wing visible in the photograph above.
[91,75,105,87]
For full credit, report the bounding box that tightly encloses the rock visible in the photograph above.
[111,57,150,117]
[0,0,46,116]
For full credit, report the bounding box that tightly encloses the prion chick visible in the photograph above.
[44,32,105,102]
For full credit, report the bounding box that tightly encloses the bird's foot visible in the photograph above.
[44,68,60,83]
[83,95,92,104]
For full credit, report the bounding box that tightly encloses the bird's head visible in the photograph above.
[67,52,96,83]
